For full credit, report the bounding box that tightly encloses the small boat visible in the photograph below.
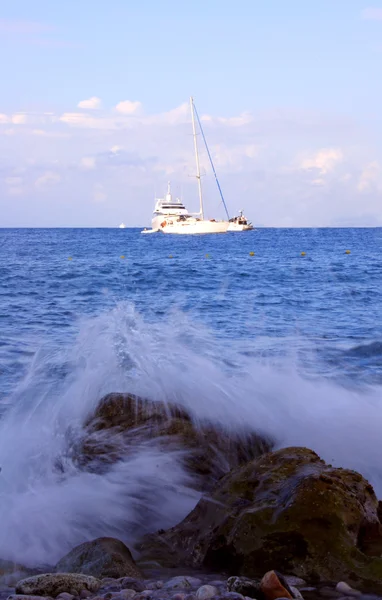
[119,223,126,229]
[227,210,254,232]
[141,227,159,234]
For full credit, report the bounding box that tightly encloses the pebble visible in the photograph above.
[144,583,164,591]
[290,587,303,600]
[196,586,219,600]
[118,581,145,593]
[163,578,203,591]
[336,584,361,598]
[283,580,306,590]
[57,594,75,600]
[111,592,137,600]
[81,592,93,600]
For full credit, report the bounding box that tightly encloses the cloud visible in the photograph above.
[35,171,61,188]
[78,97,102,110]
[59,112,110,129]
[0,114,8,124]
[5,176,23,196]
[115,100,142,115]
[357,161,380,191]
[362,7,382,20]
[80,156,96,170]
[93,183,107,203]
[0,19,53,34]
[11,114,28,125]
[299,148,343,174]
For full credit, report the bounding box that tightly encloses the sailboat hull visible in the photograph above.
[161,219,229,234]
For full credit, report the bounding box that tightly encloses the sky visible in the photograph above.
[0,0,382,227]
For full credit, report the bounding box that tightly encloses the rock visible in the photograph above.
[260,572,293,600]
[15,574,100,597]
[226,577,262,599]
[283,580,305,590]
[335,583,361,597]
[8,596,54,600]
[195,586,219,600]
[80,592,92,600]
[138,447,382,587]
[117,580,145,593]
[112,591,137,600]
[289,588,303,600]
[56,594,75,600]
[56,538,142,580]
[77,393,272,488]
[163,577,203,591]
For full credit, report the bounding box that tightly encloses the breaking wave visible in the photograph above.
[0,303,381,566]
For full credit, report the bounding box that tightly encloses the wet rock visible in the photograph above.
[163,577,203,591]
[15,574,100,597]
[227,577,262,599]
[139,447,382,586]
[56,538,142,580]
[260,572,293,600]
[195,585,219,600]
[77,393,272,488]
[335,584,361,597]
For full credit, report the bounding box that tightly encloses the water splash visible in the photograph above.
[0,303,381,566]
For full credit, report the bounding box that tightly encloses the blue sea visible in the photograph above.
[0,227,382,566]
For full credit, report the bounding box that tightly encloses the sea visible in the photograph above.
[0,227,381,567]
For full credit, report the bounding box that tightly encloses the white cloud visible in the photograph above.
[115,100,142,115]
[80,156,96,170]
[35,171,61,188]
[299,148,343,174]
[11,113,28,125]
[93,183,107,203]
[78,97,102,110]
[0,114,9,124]
[5,176,23,196]
[59,112,111,129]
[362,7,382,20]
[111,145,122,153]
[357,161,380,192]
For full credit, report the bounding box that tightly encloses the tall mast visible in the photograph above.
[190,96,204,219]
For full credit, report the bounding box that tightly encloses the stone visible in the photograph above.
[289,589,303,600]
[56,538,142,580]
[335,584,361,597]
[80,592,92,600]
[163,577,203,591]
[111,592,136,600]
[138,447,382,587]
[77,393,272,489]
[226,577,262,599]
[260,572,293,600]
[56,594,75,600]
[195,585,219,600]
[283,580,305,590]
[15,574,101,597]
[8,596,54,600]
[117,579,145,593]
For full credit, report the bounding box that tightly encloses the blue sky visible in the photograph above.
[1,0,382,226]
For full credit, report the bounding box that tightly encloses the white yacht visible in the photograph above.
[227,210,254,232]
[119,223,126,229]
[142,97,229,235]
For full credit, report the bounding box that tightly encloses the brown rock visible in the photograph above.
[75,393,272,489]
[260,572,292,600]
[137,447,382,587]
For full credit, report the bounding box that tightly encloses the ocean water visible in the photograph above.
[0,227,382,566]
